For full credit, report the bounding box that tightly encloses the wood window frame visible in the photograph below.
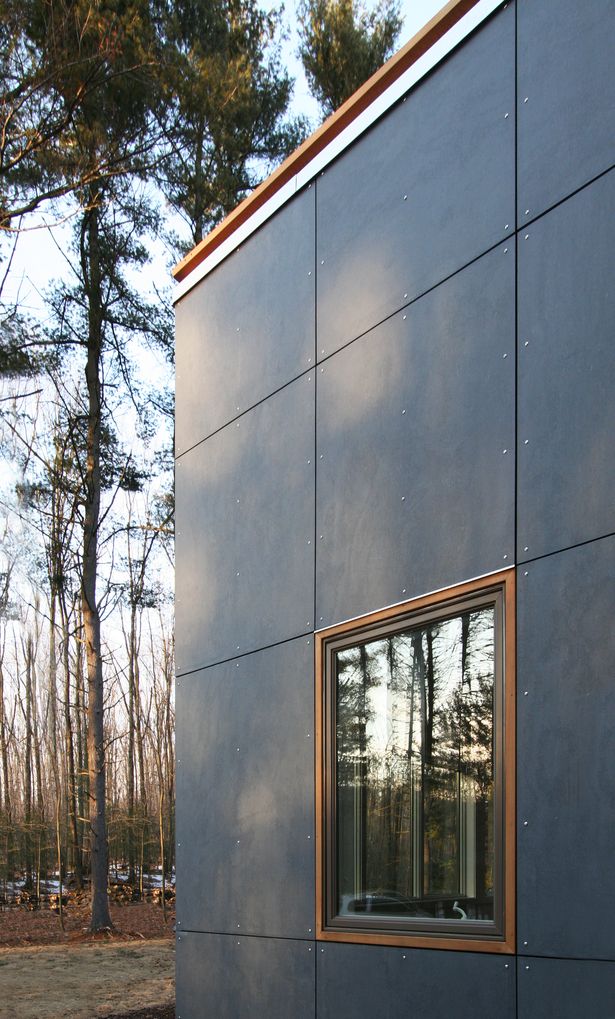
[315,569,516,954]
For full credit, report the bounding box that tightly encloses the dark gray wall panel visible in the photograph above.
[175,372,314,673]
[316,244,514,629]
[316,4,514,357]
[175,186,315,454]
[317,942,515,1019]
[518,0,615,221]
[176,932,315,1019]
[517,537,615,960]
[518,958,615,1019]
[176,638,314,939]
[517,171,615,562]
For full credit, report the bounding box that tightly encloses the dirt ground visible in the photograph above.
[0,903,175,1018]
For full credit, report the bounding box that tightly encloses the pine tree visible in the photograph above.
[298,0,402,117]
[156,0,307,250]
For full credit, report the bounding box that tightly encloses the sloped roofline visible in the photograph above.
[172,0,502,297]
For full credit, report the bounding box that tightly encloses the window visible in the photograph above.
[316,571,515,952]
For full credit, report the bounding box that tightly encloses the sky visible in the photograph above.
[1,0,446,313]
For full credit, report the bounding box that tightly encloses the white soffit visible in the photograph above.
[173,0,505,304]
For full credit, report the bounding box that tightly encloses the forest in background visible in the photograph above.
[0,0,403,932]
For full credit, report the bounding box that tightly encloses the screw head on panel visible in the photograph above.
[504,112,509,119]
[524,691,528,697]
[525,209,530,216]
[504,963,509,969]
[523,941,528,947]
[403,195,408,201]
[523,97,529,103]
[503,353,508,358]
[403,314,407,320]
[503,247,508,253]
[505,224,509,230]
[523,820,528,827]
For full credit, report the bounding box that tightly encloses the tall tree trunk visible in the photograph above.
[81,203,112,931]
[0,654,10,821]
[23,636,33,890]
[60,595,83,889]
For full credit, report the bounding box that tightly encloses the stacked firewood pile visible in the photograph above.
[150,887,175,907]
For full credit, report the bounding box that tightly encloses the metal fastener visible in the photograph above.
[523,97,529,103]
[504,247,508,253]
[523,820,528,827]
[503,353,508,358]
[504,112,509,119]
[524,691,528,697]
[524,546,529,552]
[403,195,408,201]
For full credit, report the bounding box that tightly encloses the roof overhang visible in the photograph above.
[172,0,506,303]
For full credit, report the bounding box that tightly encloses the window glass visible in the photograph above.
[334,604,496,925]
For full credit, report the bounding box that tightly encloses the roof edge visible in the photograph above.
[172,0,482,283]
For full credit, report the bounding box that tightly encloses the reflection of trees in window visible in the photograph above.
[335,606,495,920]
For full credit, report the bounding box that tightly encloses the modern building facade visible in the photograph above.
[173,0,615,1014]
